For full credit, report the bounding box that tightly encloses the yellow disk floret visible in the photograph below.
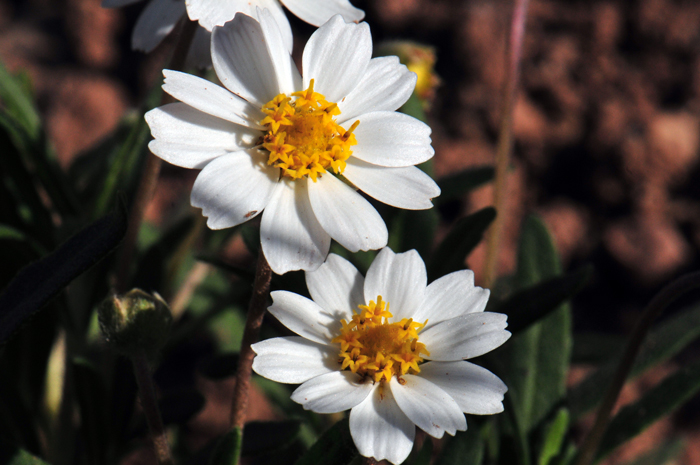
[332,296,430,384]
[259,80,359,182]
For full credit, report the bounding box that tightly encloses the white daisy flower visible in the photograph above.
[145,12,440,274]
[251,248,511,464]
[102,0,363,65]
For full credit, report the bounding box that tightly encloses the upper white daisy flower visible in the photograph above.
[145,12,441,274]
[251,248,511,464]
[102,0,363,65]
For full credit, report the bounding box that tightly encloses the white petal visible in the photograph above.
[257,8,302,95]
[413,271,490,329]
[390,375,466,438]
[261,180,331,274]
[349,384,415,465]
[291,371,373,413]
[420,313,511,361]
[338,56,415,123]
[186,0,293,51]
[146,103,259,168]
[302,15,372,103]
[132,0,186,52]
[162,70,264,128]
[252,336,337,383]
[103,0,142,8]
[185,27,213,69]
[344,112,433,167]
[190,150,278,229]
[419,361,507,415]
[280,0,364,26]
[211,13,280,107]
[307,174,387,253]
[305,254,364,322]
[363,248,426,321]
[343,159,440,210]
[268,291,341,345]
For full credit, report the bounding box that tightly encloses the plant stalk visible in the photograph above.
[229,251,273,431]
[132,351,174,465]
[573,270,700,465]
[114,18,198,293]
[483,0,530,288]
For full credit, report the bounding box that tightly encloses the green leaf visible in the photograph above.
[436,427,483,465]
[0,449,50,465]
[0,60,40,139]
[538,409,569,465]
[243,420,302,456]
[399,92,427,123]
[428,207,496,281]
[406,439,433,465]
[621,438,684,465]
[73,358,109,465]
[568,300,700,419]
[572,333,625,364]
[491,265,592,334]
[0,204,127,344]
[389,208,439,259]
[596,359,700,461]
[499,216,572,432]
[436,166,495,203]
[209,427,243,465]
[295,418,358,465]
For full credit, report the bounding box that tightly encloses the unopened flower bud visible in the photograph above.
[98,289,172,359]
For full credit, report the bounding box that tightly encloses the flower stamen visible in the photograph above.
[332,295,429,384]
[259,79,358,182]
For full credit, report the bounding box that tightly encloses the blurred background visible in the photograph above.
[2,0,700,463]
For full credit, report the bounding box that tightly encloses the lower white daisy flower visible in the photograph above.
[145,12,440,274]
[252,248,511,464]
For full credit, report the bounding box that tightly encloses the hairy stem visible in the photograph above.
[114,18,198,293]
[132,351,173,465]
[483,0,530,288]
[573,271,700,465]
[229,251,273,430]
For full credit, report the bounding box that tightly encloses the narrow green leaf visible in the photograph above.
[538,409,569,465]
[499,216,572,432]
[428,207,496,280]
[0,60,40,138]
[596,359,700,461]
[209,427,243,465]
[621,438,683,465]
[492,265,592,334]
[0,224,47,257]
[436,166,495,203]
[0,204,127,344]
[73,358,109,465]
[568,300,700,419]
[436,427,483,465]
[294,418,358,465]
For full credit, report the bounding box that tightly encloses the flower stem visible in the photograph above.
[132,351,174,465]
[483,0,530,288]
[229,251,273,430]
[114,17,198,293]
[573,271,700,465]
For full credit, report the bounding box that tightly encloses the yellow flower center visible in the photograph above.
[332,295,430,384]
[259,80,359,182]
